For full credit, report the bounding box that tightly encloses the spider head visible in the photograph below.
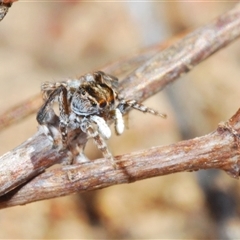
[71,89,99,116]
[71,80,116,117]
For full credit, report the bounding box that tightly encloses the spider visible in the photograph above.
[37,71,166,167]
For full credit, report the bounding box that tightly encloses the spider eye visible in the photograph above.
[99,101,107,108]
[91,102,97,107]
[81,90,86,95]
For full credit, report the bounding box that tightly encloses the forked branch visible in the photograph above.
[1,3,240,208]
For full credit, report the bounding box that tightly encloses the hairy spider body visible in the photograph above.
[37,71,166,167]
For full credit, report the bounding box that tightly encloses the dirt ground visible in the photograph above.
[0,2,240,239]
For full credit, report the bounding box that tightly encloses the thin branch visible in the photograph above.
[1,113,239,208]
[0,95,42,131]
[1,3,240,208]
[119,3,240,101]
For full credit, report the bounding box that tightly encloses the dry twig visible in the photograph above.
[1,3,240,208]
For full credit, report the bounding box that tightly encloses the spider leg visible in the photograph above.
[41,81,67,100]
[93,71,119,89]
[80,117,116,168]
[117,97,167,118]
[37,84,70,148]
[66,129,90,164]
[37,86,63,125]
[58,85,70,148]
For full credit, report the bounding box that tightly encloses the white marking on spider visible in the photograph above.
[115,108,124,135]
[90,115,111,139]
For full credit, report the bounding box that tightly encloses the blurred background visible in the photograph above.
[0,1,240,239]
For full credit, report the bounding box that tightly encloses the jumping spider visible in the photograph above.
[37,71,166,167]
